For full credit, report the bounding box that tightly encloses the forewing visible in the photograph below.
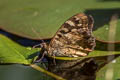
[48,13,95,57]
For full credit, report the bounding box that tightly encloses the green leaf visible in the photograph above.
[0,34,40,64]
[50,50,120,61]
[0,0,120,39]
[89,9,120,42]
[96,57,120,80]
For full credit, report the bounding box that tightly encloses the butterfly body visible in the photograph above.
[42,13,95,57]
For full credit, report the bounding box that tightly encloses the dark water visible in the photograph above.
[0,64,52,80]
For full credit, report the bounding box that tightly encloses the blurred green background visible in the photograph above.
[0,0,120,80]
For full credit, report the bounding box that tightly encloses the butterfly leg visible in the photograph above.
[35,51,46,63]
[34,43,47,63]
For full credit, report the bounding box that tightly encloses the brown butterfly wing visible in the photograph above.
[47,13,95,57]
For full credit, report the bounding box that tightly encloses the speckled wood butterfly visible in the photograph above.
[39,13,96,58]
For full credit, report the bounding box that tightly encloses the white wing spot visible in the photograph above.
[77,24,82,26]
[61,28,69,32]
[76,51,87,56]
[65,20,75,26]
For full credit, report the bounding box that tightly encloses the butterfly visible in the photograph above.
[39,13,96,58]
